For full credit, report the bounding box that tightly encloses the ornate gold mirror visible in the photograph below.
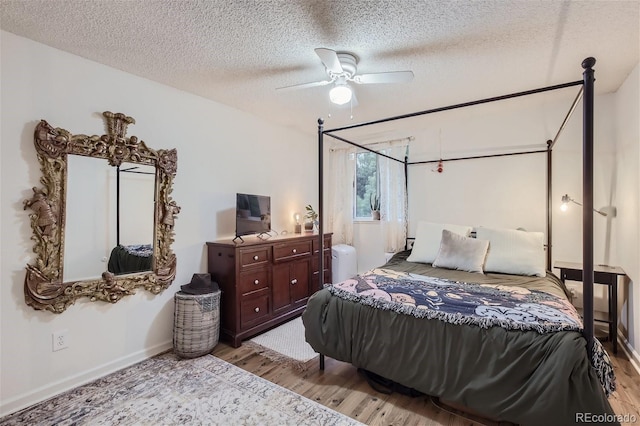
[24,112,179,313]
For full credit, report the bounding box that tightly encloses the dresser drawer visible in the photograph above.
[313,236,332,253]
[239,269,270,295]
[273,240,312,262]
[239,248,270,270]
[240,290,270,328]
[311,251,332,272]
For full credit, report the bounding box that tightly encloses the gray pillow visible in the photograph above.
[406,221,473,264]
[433,229,489,273]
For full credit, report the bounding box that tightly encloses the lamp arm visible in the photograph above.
[569,198,582,207]
[565,195,609,216]
[594,208,607,217]
[575,200,608,216]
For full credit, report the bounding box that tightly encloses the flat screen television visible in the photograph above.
[235,193,271,238]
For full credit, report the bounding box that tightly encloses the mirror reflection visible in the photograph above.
[64,157,155,281]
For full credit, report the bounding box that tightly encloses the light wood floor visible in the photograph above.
[212,340,640,426]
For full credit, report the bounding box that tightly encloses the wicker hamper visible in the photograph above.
[173,290,220,358]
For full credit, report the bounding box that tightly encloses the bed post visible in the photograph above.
[116,165,121,246]
[582,57,596,357]
[318,118,325,371]
[404,155,409,248]
[318,118,325,292]
[546,140,552,270]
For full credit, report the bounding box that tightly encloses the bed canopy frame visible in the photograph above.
[316,57,597,357]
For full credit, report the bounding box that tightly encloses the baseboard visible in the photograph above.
[618,331,640,376]
[0,341,173,418]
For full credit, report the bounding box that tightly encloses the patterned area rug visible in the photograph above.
[0,352,360,426]
[246,317,319,370]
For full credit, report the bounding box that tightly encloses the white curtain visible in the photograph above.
[325,146,356,245]
[378,140,409,253]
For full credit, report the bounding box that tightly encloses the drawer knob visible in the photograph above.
[254,307,260,313]
[253,255,259,261]
[254,279,259,285]
[291,278,298,285]
[292,248,297,253]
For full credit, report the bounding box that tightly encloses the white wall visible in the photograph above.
[0,31,317,416]
[613,63,640,364]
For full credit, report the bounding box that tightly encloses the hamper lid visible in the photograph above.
[180,273,219,295]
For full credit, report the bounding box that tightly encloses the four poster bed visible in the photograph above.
[303,58,619,424]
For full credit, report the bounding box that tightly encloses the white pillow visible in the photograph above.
[407,222,473,264]
[475,227,546,277]
[433,230,489,273]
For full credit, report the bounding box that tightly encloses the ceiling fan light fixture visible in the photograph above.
[329,85,352,105]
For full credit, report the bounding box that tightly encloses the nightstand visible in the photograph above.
[555,261,626,354]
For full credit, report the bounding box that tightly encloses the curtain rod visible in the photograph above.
[328,135,414,152]
[323,80,584,134]
[358,136,415,147]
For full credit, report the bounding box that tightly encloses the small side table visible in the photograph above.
[555,261,626,354]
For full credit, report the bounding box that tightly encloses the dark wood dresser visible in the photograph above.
[207,233,332,347]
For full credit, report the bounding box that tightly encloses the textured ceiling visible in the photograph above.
[1,0,638,137]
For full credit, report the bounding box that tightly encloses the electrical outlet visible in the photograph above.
[52,329,69,352]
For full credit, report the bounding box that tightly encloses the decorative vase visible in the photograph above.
[372,210,381,220]
[304,222,314,232]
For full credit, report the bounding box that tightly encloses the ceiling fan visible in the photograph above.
[277,48,414,105]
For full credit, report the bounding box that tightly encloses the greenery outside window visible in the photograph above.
[354,151,379,220]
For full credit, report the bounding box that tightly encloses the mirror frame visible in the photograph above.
[24,112,179,313]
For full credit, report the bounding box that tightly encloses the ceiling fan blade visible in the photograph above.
[353,71,414,84]
[314,48,343,74]
[276,80,332,91]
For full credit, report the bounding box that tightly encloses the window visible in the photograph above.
[354,151,378,219]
